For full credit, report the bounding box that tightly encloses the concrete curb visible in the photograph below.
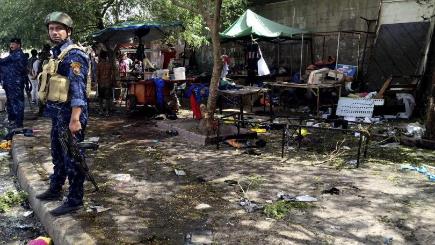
[12,131,96,245]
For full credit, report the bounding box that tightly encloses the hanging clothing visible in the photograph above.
[162,49,176,69]
[257,47,270,76]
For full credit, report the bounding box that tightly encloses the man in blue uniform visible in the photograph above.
[0,38,27,128]
[35,11,90,216]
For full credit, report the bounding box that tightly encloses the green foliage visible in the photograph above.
[0,0,152,50]
[264,200,315,220]
[0,190,28,213]
[138,0,247,48]
[0,0,246,50]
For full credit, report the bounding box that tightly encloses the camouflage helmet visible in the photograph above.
[45,11,73,29]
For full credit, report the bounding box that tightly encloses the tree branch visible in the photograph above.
[101,0,116,16]
[171,0,200,15]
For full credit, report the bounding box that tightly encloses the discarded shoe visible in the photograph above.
[166,129,178,136]
[36,189,62,201]
[50,202,83,216]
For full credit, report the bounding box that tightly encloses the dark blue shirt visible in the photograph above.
[45,39,89,120]
[0,49,28,83]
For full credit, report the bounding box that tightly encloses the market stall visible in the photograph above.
[217,9,311,119]
[93,21,197,113]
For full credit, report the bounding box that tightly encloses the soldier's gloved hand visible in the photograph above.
[69,119,82,134]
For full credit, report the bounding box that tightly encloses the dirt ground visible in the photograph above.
[0,113,46,245]
[29,106,435,245]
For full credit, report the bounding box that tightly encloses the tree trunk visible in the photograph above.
[198,0,223,135]
[424,71,435,140]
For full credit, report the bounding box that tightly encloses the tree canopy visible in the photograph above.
[0,0,246,51]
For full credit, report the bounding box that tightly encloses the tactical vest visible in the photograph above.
[38,44,92,104]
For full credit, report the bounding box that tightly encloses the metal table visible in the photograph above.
[266,81,343,116]
[218,86,269,127]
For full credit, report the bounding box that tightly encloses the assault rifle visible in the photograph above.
[58,128,100,191]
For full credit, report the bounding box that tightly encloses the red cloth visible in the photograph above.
[162,50,176,69]
[190,94,202,119]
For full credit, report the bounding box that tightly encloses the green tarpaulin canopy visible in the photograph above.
[220,9,308,41]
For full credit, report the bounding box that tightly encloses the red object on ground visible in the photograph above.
[190,94,202,119]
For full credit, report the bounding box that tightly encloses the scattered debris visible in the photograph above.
[185,230,213,244]
[277,192,296,201]
[0,140,11,150]
[277,193,318,202]
[0,152,9,160]
[138,139,159,144]
[400,164,435,182]
[295,195,318,202]
[111,174,132,182]
[383,236,393,245]
[88,137,100,142]
[166,129,179,137]
[16,224,34,229]
[243,149,261,156]
[405,123,425,139]
[225,139,247,148]
[347,159,358,166]
[239,198,263,213]
[123,124,134,128]
[195,203,211,210]
[224,179,238,186]
[174,169,186,176]
[380,142,400,148]
[27,236,52,245]
[250,128,267,133]
[23,210,34,217]
[321,187,340,195]
[87,205,112,213]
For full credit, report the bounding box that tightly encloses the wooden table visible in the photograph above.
[218,86,269,127]
[265,81,343,116]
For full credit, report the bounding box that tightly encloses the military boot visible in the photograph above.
[50,201,83,216]
[35,189,63,201]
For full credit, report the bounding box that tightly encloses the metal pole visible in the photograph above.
[357,33,361,79]
[335,31,340,70]
[277,40,280,66]
[281,125,286,158]
[322,36,326,60]
[357,133,363,168]
[300,34,304,82]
